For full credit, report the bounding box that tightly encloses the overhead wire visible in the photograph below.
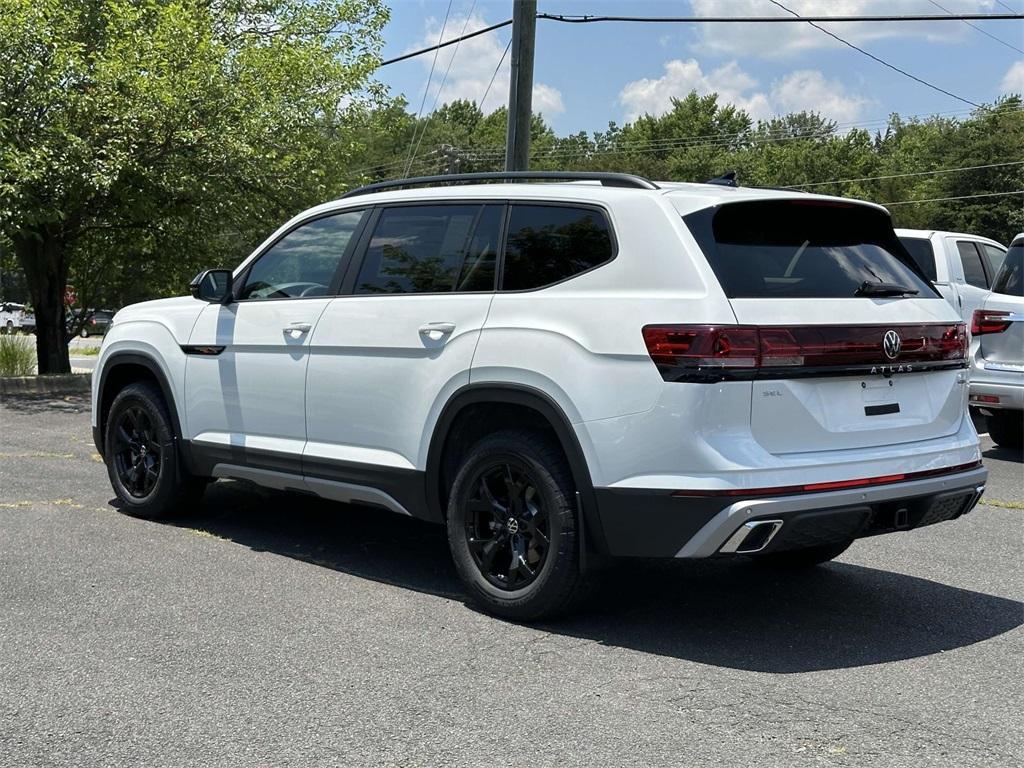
[403,0,454,176]
[406,1,479,174]
[926,0,1024,54]
[766,0,982,108]
[882,190,1024,205]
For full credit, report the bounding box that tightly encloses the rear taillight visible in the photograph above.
[972,309,1012,335]
[643,323,967,382]
[641,326,759,369]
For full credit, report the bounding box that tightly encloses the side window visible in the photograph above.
[354,204,502,294]
[980,243,1006,282]
[897,237,938,282]
[240,211,365,300]
[956,241,989,289]
[502,204,614,291]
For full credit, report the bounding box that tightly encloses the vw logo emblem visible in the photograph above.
[883,330,902,359]
[506,518,520,534]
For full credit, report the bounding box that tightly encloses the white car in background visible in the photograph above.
[969,233,1024,449]
[0,302,34,334]
[896,229,1006,327]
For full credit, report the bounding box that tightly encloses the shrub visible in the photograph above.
[0,335,36,377]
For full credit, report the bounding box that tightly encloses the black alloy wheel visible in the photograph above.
[464,460,551,591]
[111,406,162,499]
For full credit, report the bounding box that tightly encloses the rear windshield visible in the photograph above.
[685,200,938,299]
[897,236,938,282]
[992,244,1023,297]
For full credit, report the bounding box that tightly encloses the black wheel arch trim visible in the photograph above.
[425,383,609,556]
[94,352,184,463]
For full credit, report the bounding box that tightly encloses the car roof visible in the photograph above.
[305,180,887,218]
[895,227,1006,246]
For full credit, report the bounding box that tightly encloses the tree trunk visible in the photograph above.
[14,229,70,375]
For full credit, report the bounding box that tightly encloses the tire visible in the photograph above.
[987,411,1023,450]
[79,328,89,338]
[751,540,853,569]
[446,429,582,621]
[4,320,12,334]
[104,381,206,519]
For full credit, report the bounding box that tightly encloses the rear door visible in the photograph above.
[947,239,1000,330]
[685,199,967,454]
[303,202,502,486]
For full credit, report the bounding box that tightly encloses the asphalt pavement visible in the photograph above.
[0,394,1021,767]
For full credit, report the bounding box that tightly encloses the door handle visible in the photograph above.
[418,322,456,339]
[284,321,312,336]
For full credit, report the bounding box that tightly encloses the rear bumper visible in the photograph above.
[593,466,988,558]
[969,380,1024,411]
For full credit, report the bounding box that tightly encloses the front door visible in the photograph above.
[184,209,367,476]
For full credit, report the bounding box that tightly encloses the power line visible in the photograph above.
[459,104,1023,161]
[926,0,1024,55]
[403,0,454,177]
[786,160,1024,189]
[479,37,512,112]
[377,11,1024,68]
[536,12,1024,23]
[380,18,512,66]
[406,1,479,175]
[767,0,981,109]
[883,190,1024,205]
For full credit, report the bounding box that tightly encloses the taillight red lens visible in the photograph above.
[643,323,966,381]
[642,325,759,369]
[971,309,1012,335]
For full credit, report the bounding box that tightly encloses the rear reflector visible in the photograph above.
[971,309,1012,335]
[642,323,967,381]
[671,460,982,498]
[970,394,1001,404]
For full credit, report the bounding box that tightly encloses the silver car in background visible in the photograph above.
[970,233,1024,449]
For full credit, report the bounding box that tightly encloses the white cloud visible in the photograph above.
[618,59,871,124]
[619,59,771,121]
[406,13,564,116]
[772,70,871,123]
[1000,61,1024,93]
[689,0,994,58]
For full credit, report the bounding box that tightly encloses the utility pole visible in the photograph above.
[504,0,537,171]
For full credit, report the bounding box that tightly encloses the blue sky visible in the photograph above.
[374,0,1024,135]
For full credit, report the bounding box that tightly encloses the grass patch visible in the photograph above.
[73,345,101,356]
[983,498,1024,510]
[0,335,35,377]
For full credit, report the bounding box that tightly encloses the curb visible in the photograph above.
[0,373,92,397]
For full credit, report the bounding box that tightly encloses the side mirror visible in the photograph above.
[190,269,234,304]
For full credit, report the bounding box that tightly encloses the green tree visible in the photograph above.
[0,0,387,372]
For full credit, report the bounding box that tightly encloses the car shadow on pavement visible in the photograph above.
[151,479,1023,675]
[983,444,1023,463]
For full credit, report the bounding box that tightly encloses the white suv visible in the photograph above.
[92,172,988,619]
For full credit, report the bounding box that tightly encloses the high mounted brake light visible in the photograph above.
[971,309,1012,335]
[642,323,967,382]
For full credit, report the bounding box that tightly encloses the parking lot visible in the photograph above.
[0,393,1021,767]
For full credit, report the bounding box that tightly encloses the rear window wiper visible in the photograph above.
[855,281,920,297]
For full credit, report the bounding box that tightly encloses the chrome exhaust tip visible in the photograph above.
[720,519,785,554]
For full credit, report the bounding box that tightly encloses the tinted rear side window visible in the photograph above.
[684,200,937,299]
[502,204,614,290]
[956,241,989,288]
[992,244,1023,297]
[897,237,938,282]
[355,204,502,294]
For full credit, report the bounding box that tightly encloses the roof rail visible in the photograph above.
[339,171,660,199]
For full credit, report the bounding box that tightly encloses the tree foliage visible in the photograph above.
[0,0,388,372]
[349,94,1023,246]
